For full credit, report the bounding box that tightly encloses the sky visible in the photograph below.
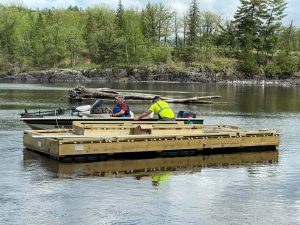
[0,0,299,26]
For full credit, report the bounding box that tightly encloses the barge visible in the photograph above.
[23,121,280,162]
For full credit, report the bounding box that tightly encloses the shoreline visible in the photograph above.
[1,68,299,86]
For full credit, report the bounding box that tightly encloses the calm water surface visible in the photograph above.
[0,82,300,225]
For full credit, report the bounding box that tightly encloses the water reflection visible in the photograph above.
[23,150,278,184]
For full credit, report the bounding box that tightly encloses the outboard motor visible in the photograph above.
[71,99,111,116]
[90,99,104,114]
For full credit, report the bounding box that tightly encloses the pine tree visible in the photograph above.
[115,0,125,31]
[184,0,201,62]
[84,8,121,65]
[238,33,259,74]
[186,0,200,46]
[217,21,238,56]
[233,0,267,50]
[262,0,287,56]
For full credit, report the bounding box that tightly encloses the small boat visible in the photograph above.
[20,99,203,130]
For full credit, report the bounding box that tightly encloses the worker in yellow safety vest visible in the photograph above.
[134,95,175,121]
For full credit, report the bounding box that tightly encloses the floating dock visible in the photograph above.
[23,121,280,161]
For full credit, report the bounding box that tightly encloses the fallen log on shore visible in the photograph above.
[68,86,222,104]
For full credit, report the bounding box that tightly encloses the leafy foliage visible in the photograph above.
[0,0,299,78]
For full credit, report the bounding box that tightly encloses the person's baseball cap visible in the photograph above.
[152,96,161,102]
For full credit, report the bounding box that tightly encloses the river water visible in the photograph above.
[0,82,300,225]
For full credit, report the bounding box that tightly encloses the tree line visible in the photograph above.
[0,0,299,77]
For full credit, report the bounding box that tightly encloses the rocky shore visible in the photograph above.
[0,69,90,82]
[1,67,300,86]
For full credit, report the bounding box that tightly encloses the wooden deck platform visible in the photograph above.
[23,121,280,161]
